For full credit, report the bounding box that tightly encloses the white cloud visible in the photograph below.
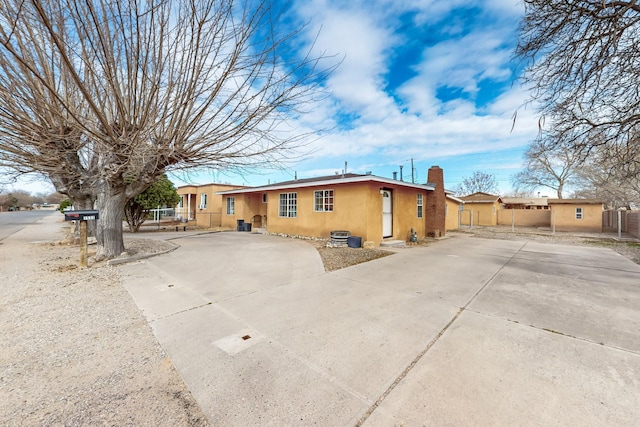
[246,0,536,189]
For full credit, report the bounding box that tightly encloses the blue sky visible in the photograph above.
[174,0,541,195]
[10,0,543,196]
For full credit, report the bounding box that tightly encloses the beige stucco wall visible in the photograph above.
[551,203,603,232]
[221,182,432,245]
[220,193,267,229]
[445,199,461,230]
[273,183,370,239]
[497,209,551,227]
[178,184,242,228]
[460,202,499,226]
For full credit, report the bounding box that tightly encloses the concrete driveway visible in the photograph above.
[120,232,640,426]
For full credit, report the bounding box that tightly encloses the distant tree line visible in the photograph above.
[0,188,66,211]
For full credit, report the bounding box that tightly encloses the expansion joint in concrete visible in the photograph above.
[355,241,529,426]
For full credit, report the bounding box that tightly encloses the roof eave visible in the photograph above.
[216,176,436,194]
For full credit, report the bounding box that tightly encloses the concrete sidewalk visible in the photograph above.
[119,232,640,425]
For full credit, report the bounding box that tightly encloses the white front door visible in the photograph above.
[382,190,392,238]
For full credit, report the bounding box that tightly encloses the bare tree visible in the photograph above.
[0,0,331,259]
[0,189,35,210]
[516,1,640,168]
[573,145,640,208]
[45,192,67,205]
[512,137,581,199]
[456,171,499,196]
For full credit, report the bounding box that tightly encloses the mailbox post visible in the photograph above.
[64,210,99,267]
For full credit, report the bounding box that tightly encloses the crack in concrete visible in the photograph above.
[355,241,529,426]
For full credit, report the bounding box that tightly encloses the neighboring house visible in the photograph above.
[501,197,549,210]
[459,192,502,226]
[176,183,246,228]
[445,193,464,231]
[217,166,448,246]
[547,199,604,232]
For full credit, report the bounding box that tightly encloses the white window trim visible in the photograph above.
[314,189,334,212]
[226,197,235,215]
[417,193,423,218]
[576,207,583,220]
[279,192,297,218]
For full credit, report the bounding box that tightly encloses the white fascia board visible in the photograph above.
[446,194,464,204]
[216,176,435,195]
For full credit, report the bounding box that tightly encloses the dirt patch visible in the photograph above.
[0,239,209,426]
[116,238,177,257]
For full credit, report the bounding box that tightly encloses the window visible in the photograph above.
[279,192,297,217]
[314,189,334,212]
[178,196,184,208]
[262,193,267,203]
[226,197,235,215]
[417,194,423,218]
[576,207,583,220]
[200,193,207,209]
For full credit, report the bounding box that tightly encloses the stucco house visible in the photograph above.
[216,166,448,246]
[176,183,246,228]
[547,199,604,232]
[445,193,464,231]
[459,192,502,226]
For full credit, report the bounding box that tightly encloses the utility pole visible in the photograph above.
[411,158,415,183]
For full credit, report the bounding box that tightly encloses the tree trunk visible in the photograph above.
[557,183,564,199]
[95,184,127,260]
[124,202,147,233]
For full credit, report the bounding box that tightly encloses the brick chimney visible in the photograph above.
[425,166,446,237]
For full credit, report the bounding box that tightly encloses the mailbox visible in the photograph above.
[64,210,99,221]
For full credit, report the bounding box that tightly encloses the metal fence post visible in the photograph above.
[618,210,622,239]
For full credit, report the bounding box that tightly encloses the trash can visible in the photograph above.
[243,223,252,232]
[347,236,362,248]
[237,219,244,231]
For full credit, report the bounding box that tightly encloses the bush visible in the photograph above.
[59,199,71,213]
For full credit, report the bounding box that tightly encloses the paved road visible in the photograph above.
[0,210,58,242]
[120,232,640,426]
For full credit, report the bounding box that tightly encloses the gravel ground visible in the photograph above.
[311,242,395,272]
[0,236,209,426]
[457,226,640,265]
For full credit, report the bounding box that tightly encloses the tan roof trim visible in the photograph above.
[547,199,604,205]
